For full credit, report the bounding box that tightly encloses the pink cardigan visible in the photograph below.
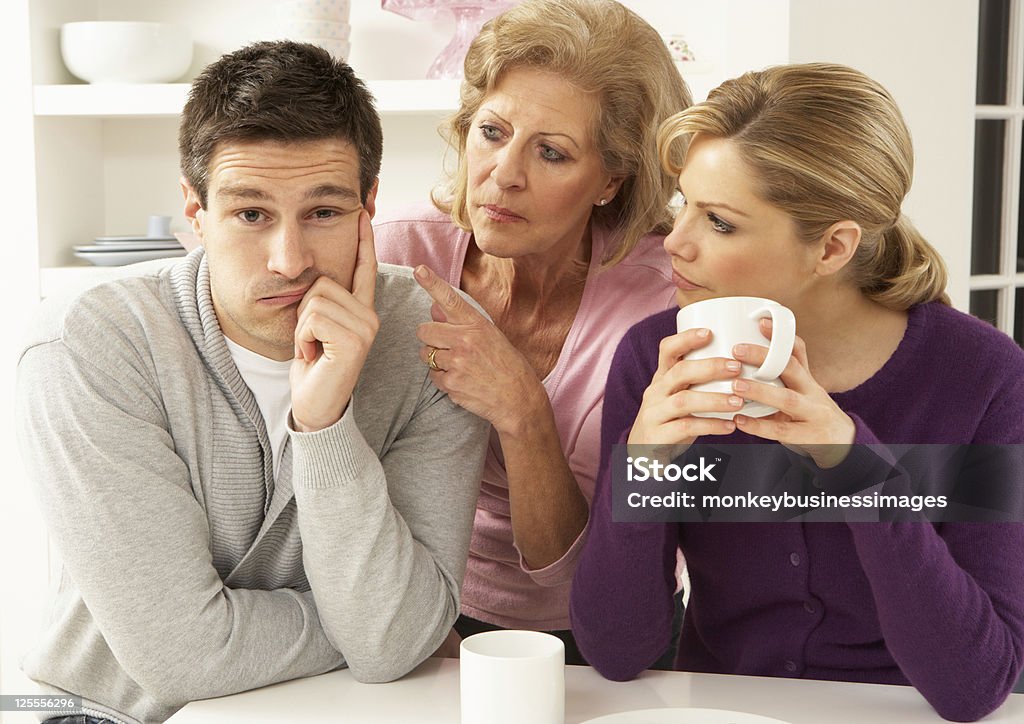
[374,204,675,628]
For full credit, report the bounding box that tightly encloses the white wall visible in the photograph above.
[0,2,48,722]
[616,0,792,101]
[789,0,979,310]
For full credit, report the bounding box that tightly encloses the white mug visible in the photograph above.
[460,630,564,724]
[675,296,796,420]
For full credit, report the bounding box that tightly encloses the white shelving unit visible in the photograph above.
[24,1,769,296]
[32,73,460,298]
[34,79,462,117]
[32,76,460,296]
[34,82,191,116]
[31,74,461,295]
[25,0,471,294]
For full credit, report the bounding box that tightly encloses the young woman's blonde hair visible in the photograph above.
[657,62,949,310]
[432,0,692,267]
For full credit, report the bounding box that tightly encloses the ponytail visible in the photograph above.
[855,214,950,310]
[659,64,956,312]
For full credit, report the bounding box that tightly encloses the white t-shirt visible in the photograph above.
[224,336,293,480]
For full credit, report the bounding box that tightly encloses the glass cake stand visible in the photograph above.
[382,0,517,78]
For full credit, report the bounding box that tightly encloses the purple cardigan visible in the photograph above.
[570,301,1024,722]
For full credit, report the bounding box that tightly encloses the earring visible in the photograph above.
[597,199,608,206]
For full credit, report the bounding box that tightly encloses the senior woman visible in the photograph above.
[374,0,691,663]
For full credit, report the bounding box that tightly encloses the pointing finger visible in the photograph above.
[413,265,479,323]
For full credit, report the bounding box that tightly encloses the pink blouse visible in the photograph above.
[374,204,675,628]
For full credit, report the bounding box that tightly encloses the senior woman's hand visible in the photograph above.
[412,265,547,433]
[731,319,856,468]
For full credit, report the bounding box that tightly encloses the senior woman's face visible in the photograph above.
[465,67,618,260]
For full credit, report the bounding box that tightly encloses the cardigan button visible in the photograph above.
[789,552,801,566]
[784,660,798,673]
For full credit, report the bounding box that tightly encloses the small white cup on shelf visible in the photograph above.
[146,215,172,238]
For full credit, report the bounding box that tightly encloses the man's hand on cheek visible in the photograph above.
[290,211,378,432]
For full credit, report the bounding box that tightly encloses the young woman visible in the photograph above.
[570,63,1024,722]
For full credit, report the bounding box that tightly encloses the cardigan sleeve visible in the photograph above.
[848,518,1024,721]
[782,398,1024,721]
[843,377,1024,721]
[783,377,1024,721]
[16,339,345,705]
[290,379,487,683]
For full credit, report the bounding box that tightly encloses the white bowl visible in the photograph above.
[61,21,193,84]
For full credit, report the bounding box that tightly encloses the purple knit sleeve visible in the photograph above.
[570,325,680,680]
[844,404,1024,721]
[847,520,1024,720]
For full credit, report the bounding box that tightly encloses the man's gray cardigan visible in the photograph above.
[16,250,487,723]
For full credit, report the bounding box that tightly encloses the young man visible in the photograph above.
[16,41,487,724]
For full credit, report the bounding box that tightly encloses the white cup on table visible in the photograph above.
[460,630,565,724]
[676,296,796,420]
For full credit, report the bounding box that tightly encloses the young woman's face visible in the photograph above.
[664,134,820,310]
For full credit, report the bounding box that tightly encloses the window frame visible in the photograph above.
[974,0,1024,340]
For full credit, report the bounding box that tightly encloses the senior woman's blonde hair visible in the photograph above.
[432,0,692,267]
[657,62,949,310]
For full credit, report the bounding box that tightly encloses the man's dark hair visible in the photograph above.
[179,41,383,206]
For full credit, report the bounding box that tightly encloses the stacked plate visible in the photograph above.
[280,0,352,61]
[73,234,187,267]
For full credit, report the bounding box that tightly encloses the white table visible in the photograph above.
[167,658,1024,723]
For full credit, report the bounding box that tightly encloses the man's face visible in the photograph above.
[182,138,376,361]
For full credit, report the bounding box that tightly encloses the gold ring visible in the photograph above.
[427,347,441,372]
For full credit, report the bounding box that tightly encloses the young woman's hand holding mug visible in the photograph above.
[730,318,856,468]
[626,327,744,460]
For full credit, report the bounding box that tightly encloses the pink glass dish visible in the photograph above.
[382,0,517,78]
